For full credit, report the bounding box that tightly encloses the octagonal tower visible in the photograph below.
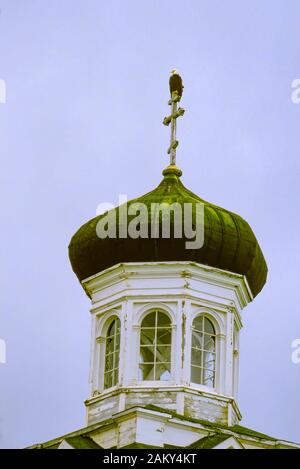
[68,74,267,428]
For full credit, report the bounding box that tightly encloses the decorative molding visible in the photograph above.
[83,261,253,309]
[216,333,226,341]
[96,336,105,344]
[181,270,191,278]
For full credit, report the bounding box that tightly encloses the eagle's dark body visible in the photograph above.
[169,72,184,98]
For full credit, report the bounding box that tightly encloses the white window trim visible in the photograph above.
[134,305,177,386]
[95,310,122,392]
[187,308,223,394]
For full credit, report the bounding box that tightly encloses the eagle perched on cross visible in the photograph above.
[169,70,184,100]
[163,70,185,166]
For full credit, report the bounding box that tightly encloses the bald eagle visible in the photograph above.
[169,70,184,99]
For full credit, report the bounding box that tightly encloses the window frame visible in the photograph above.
[190,314,218,390]
[103,317,121,390]
[137,309,174,385]
[96,313,122,393]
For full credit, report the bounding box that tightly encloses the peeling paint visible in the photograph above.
[181,301,186,369]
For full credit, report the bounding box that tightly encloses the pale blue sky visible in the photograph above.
[0,0,299,448]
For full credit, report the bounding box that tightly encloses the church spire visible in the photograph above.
[163,70,185,177]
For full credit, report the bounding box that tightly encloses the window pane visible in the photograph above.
[191,366,202,384]
[104,318,120,389]
[105,337,114,355]
[204,318,215,335]
[115,332,120,347]
[141,312,156,327]
[139,363,154,380]
[107,321,116,336]
[193,316,203,332]
[113,369,119,386]
[203,351,215,371]
[155,364,171,380]
[203,369,214,387]
[157,312,171,327]
[204,335,215,351]
[190,316,216,388]
[157,329,171,345]
[140,345,155,363]
[104,371,112,389]
[139,311,172,381]
[140,328,155,345]
[192,331,204,349]
[114,351,120,369]
[191,348,202,367]
[156,345,171,363]
[105,353,114,371]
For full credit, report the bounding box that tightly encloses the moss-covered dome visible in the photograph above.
[69,166,267,297]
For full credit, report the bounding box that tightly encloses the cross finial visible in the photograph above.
[162,70,185,175]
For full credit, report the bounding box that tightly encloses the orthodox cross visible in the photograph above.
[163,70,185,166]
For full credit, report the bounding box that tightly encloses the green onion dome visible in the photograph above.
[69,165,267,297]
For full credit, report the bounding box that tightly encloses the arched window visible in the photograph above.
[104,318,120,389]
[191,316,216,387]
[139,310,172,381]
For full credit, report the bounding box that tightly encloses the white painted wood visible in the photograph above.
[31,405,300,449]
[57,440,74,449]
[214,436,244,449]
[83,261,251,426]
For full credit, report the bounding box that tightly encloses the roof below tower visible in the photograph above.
[27,405,299,450]
[69,167,267,298]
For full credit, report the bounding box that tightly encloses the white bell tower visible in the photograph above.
[68,71,267,434]
[83,261,251,427]
[30,72,300,450]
